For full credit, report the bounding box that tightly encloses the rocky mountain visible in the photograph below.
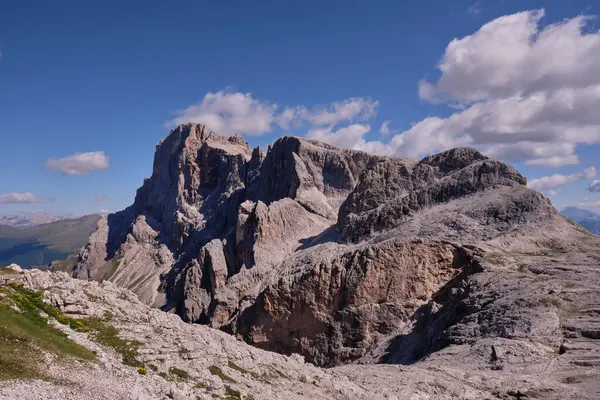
[0,212,64,229]
[69,123,600,397]
[0,215,102,268]
[562,206,600,235]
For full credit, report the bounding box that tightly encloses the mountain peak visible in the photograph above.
[74,127,600,374]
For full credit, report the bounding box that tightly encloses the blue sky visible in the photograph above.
[1,0,599,216]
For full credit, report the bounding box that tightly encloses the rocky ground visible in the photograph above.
[1,266,370,400]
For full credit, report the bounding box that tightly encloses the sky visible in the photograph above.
[1,0,599,217]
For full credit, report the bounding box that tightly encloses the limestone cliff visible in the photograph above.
[75,123,600,377]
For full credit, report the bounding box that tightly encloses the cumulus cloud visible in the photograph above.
[588,180,600,193]
[0,192,51,204]
[420,10,600,103]
[43,152,109,176]
[307,98,378,126]
[168,90,283,136]
[339,10,600,164]
[168,89,378,138]
[527,167,596,192]
[307,124,372,149]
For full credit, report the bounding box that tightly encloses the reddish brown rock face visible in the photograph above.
[235,240,476,366]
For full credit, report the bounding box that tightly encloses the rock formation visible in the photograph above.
[73,123,600,395]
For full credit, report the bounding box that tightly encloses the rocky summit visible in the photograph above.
[38,122,600,398]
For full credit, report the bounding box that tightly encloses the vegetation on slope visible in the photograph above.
[0,272,145,381]
[0,281,96,380]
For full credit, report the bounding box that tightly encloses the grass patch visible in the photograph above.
[4,282,91,333]
[209,365,236,383]
[227,360,264,381]
[82,316,142,367]
[223,385,242,400]
[138,367,148,375]
[0,284,96,380]
[169,367,189,380]
[178,346,190,356]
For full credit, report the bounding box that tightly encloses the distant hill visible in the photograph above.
[561,206,600,236]
[0,214,102,268]
[0,212,64,228]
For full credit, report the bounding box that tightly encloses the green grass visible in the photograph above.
[0,285,96,381]
[227,360,263,381]
[6,283,91,333]
[208,365,236,383]
[3,283,143,369]
[82,316,142,367]
[169,367,189,379]
[223,385,242,399]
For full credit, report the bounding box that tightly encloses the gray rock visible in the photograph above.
[71,123,600,400]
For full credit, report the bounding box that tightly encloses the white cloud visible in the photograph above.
[98,209,110,215]
[379,120,391,136]
[525,155,580,168]
[588,180,600,193]
[168,90,281,136]
[420,10,600,103]
[168,89,378,142]
[467,0,483,16]
[0,192,51,204]
[92,195,105,201]
[43,152,109,175]
[307,124,372,149]
[578,200,600,207]
[527,167,596,192]
[546,190,558,196]
[307,98,378,126]
[341,10,600,165]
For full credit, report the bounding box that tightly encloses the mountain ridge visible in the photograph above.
[72,123,600,397]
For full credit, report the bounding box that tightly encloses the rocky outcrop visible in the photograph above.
[75,123,600,376]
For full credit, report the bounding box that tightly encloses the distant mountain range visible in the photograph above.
[0,214,102,268]
[0,212,65,228]
[561,206,600,235]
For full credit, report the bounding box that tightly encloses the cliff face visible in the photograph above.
[75,123,600,371]
[74,124,386,323]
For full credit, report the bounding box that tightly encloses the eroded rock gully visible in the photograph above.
[73,123,600,387]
